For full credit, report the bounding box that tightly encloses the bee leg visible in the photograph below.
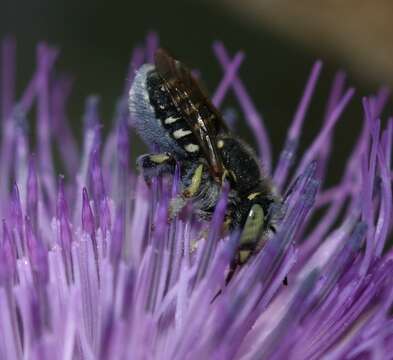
[169,164,204,220]
[238,248,253,265]
[183,164,203,198]
[225,256,239,285]
[168,196,188,220]
[137,153,176,184]
[225,244,255,285]
[221,169,237,184]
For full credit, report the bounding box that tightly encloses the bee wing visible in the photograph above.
[155,48,228,180]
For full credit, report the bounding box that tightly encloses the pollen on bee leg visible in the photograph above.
[149,154,170,163]
[239,250,251,264]
[184,164,203,197]
[168,196,187,220]
[247,192,261,200]
[190,238,199,253]
[217,140,224,148]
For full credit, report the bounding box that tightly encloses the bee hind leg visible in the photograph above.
[137,153,176,184]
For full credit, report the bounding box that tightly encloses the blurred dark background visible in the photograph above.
[0,0,391,186]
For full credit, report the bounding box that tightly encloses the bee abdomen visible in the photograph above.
[145,70,202,157]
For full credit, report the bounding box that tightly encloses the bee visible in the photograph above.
[129,49,281,270]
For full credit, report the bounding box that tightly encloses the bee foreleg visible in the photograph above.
[137,153,176,183]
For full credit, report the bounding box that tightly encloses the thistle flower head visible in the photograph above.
[0,33,392,359]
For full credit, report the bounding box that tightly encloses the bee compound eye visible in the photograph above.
[240,204,265,246]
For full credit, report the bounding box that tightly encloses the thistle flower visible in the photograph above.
[0,32,392,360]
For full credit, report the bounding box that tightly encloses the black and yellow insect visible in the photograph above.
[129,49,281,269]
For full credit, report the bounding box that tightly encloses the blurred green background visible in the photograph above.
[0,0,390,186]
